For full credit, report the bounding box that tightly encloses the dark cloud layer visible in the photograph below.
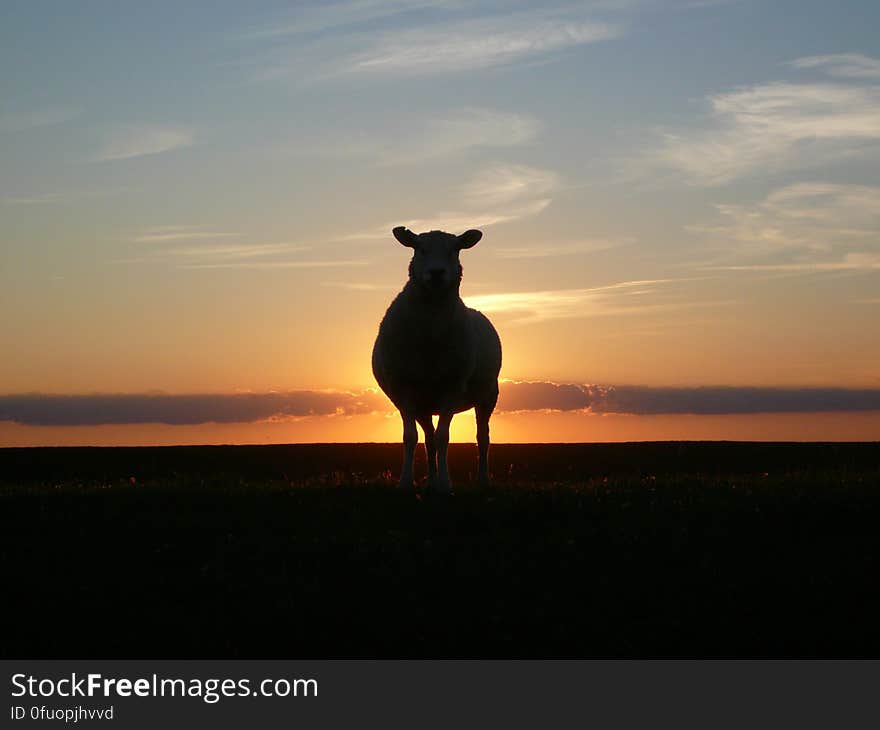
[2,383,880,426]
[498,382,880,416]
[0,391,388,426]
[607,386,880,415]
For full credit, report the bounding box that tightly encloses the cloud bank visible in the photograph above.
[0,391,389,427]
[4,383,880,426]
[498,382,880,415]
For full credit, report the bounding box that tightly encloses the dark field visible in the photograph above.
[2,442,880,658]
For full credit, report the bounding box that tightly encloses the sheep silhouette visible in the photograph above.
[372,226,502,493]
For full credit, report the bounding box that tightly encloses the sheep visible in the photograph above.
[372,226,502,493]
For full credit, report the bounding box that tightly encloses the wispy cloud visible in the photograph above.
[344,162,559,240]
[393,109,539,164]
[180,259,368,270]
[322,281,394,291]
[243,4,619,83]
[464,278,696,324]
[463,164,559,206]
[707,254,880,274]
[284,107,539,165]
[393,198,553,235]
[243,0,458,38]
[343,14,618,77]
[1,188,130,206]
[0,106,82,133]
[640,54,880,184]
[343,164,626,257]
[2,193,72,206]
[495,238,631,259]
[93,126,195,161]
[132,226,241,243]
[122,226,363,270]
[165,243,311,260]
[396,165,559,231]
[790,53,880,79]
[690,182,880,273]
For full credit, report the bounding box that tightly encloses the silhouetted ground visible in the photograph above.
[2,442,879,658]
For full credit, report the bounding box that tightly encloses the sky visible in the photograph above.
[2,0,880,445]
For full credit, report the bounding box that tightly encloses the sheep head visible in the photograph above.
[393,227,483,295]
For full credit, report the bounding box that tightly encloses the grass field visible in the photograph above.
[2,442,880,658]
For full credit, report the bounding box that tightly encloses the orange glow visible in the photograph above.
[2,411,879,447]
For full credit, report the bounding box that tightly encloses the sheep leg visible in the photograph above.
[416,414,438,487]
[433,411,454,494]
[475,404,492,488]
[399,412,418,489]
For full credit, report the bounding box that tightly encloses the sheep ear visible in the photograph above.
[457,229,482,249]
[393,226,418,248]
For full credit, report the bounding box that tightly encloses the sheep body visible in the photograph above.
[372,227,501,492]
[373,285,500,415]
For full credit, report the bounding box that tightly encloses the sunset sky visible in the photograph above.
[2,0,880,445]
